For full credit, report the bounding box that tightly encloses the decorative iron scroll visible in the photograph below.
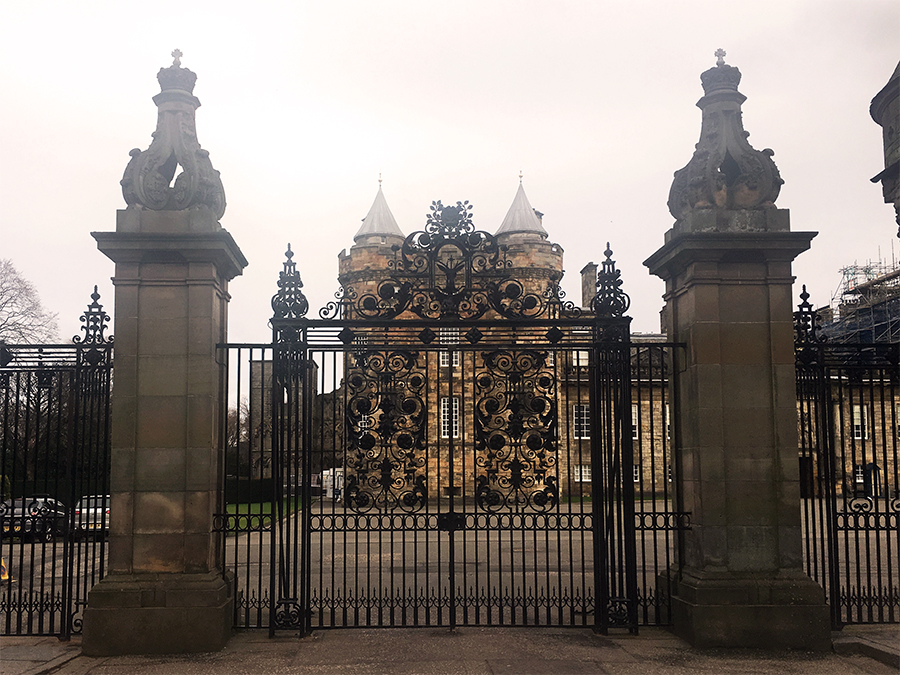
[73,286,113,346]
[343,349,428,513]
[321,200,561,321]
[271,245,310,323]
[793,285,825,347]
[273,599,303,629]
[590,244,630,318]
[474,350,559,512]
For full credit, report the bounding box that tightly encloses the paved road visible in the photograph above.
[3,498,897,633]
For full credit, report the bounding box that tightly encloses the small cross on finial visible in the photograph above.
[172,49,183,67]
[378,172,382,186]
[714,48,726,66]
[519,170,523,183]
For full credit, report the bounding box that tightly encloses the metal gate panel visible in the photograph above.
[219,339,687,631]
[795,290,900,626]
[0,291,113,637]
[217,204,677,633]
[270,322,636,633]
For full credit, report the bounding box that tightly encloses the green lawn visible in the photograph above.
[225,499,301,515]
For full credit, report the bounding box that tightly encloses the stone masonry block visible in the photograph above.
[108,533,134,575]
[109,491,133,536]
[718,285,770,323]
[188,318,215,356]
[132,533,185,573]
[138,318,188,356]
[139,284,188,317]
[134,448,186,491]
[138,355,187,396]
[136,396,187,449]
[185,445,215,491]
[110,394,137,449]
[719,365,771,409]
[186,395,215,449]
[725,456,775,481]
[725,480,779,526]
[112,316,139,352]
[133,491,185,535]
[183,533,214,574]
[113,284,140,320]
[110,447,136,493]
[728,526,777,571]
[184,491,211,533]
[693,406,725,453]
[187,357,216,395]
[719,325,771,365]
[690,363,723,408]
[140,263,191,280]
[722,406,774,449]
[696,524,727,567]
[778,525,804,568]
[687,323,722,364]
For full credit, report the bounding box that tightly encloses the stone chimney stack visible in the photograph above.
[580,262,597,308]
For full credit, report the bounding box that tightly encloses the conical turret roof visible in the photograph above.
[354,184,404,242]
[496,181,548,238]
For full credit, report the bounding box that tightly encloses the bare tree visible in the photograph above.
[0,259,59,343]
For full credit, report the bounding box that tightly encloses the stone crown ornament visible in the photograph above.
[120,50,226,218]
[667,50,783,220]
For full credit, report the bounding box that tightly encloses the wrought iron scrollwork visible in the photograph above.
[323,200,557,321]
[793,285,826,346]
[474,350,559,512]
[271,245,310,322]
[73,286,113,345]
[590,244,630,318]
[545,275,582,318]
[273,599,304,628]
[793,285,828,367]
[343,349,428,513]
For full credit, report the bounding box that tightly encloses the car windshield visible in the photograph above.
[79,498,107,509]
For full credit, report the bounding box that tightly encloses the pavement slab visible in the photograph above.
[1,625,897,675]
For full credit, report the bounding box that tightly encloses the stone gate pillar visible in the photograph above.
[82,52,247,655]
[644,52,830,650]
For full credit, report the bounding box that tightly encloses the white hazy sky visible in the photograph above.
[1,1,898,343]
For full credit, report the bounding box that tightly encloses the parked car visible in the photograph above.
[74,495,109,537]
[0,496,68,541]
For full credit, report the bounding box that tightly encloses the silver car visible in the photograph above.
[74,495,109,537]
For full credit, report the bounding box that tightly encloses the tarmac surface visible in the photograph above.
[1,625,898,675]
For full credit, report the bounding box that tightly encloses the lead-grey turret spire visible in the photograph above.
[353,179,405,242]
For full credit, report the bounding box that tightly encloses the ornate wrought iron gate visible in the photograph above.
[221,201,641,634]
[0,290,113,637]
[795,287,900,626]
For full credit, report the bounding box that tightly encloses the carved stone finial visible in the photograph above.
[667,56,783,220]
[120,53,225,218]
[714,48,726,66]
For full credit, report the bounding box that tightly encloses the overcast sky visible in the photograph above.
[1,1,897,342]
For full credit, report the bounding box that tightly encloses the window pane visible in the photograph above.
[573,404,590,439]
